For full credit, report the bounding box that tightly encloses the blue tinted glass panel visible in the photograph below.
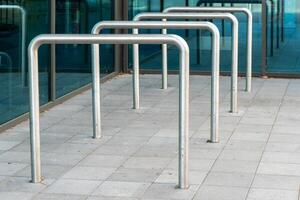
[128,1,263,74]
[0,0,49,124]
[56,0,114,97]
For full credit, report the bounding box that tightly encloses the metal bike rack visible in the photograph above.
[92,21,220,143]
[133,13,239,114]
[0,5,26,86]
[164,7,253,93]
[28,34,190,189]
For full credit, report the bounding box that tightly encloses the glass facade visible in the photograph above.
[1,0,300,128]
[128,0,264,73]
[56,0,114,97]
[0,0,114,125]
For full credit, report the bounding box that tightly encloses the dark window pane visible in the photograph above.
[55,0,114,98]
[0,0,49,124]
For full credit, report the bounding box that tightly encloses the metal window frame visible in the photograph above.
[164,7,253,93]
[261,0,267,76]
[133,12,239,114]
[0,5,26,86]
[124,0,293,79]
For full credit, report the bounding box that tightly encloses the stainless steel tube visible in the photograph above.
[0,52,13,108]
[132,28,140,109]
[162,18,168,90]
[133,13,238,113]
[0,5,26,86]
[91,20,220,143]
[28,34,190,189]
[164,7,253,92]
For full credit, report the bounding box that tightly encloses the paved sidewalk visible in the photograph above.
[0,74,299,200]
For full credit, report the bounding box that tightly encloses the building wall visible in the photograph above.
[1,0,300,128]
[128,0,263,73]
[128,0,300,77]
[0,0,114,125]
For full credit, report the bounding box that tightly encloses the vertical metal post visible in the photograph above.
[210,25,220,143]
[132,29,140,109]
[0,6,27,87]
[91,43,102,139]
[281,0,284,42]
[49,0,56,101]
[178,36,189,189]
[160,0,167,90]
[276,0,280,49]
[162,19,168,90]
[28,41,42,183]
[246,9,253,92]
[262,0,268,75]
[231,17,238,113]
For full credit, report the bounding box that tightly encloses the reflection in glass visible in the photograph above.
[0,0,49,124]
[55,0,114,98]
[128,0,263,74]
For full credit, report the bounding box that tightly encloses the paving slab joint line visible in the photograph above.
[190,76,266,200]
[244,79,291,199]
[298,185,300,200]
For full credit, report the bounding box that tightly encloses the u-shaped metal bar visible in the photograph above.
[133,13,238,113]
[0,5,26,86]
[164,7,253,93]
[28,34,190,189]
[91,20,220,143]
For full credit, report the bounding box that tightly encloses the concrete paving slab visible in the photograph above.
[0,75,299,199]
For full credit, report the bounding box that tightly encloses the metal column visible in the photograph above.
[0,5,26,86]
